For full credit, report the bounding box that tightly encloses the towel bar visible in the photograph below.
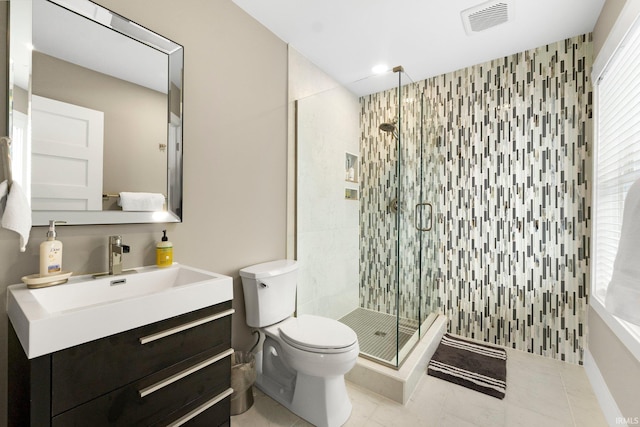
[103,193,167,199]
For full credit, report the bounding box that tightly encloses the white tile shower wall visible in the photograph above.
[297,87,361,320]
[359,34,592,364]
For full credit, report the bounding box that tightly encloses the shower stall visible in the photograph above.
[294,63,440,369]
[338,67,440,368]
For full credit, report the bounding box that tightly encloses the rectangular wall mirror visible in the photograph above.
[7,0,183,225]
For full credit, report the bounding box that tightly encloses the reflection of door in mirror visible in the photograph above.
[31,95,104,211]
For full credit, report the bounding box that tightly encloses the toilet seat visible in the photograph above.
[277,315,358,354]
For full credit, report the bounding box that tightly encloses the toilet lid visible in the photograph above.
[278,315,357,351]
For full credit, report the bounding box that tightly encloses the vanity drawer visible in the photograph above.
[155,388,232,427]
[51,301,233,415]
[52,346,232,426]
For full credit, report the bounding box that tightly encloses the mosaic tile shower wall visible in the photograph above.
[359,34,592,364]
[359,79,425,325]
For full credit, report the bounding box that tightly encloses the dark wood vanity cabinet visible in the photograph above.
[8,301,234,427]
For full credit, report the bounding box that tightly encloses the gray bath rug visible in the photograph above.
[427,333,507,399]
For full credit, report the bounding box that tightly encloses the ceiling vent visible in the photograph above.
[461,1,512,35]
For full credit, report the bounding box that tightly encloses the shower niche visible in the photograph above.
[344,188,359,200]
[345,152,359,183]
[345,152,359,200]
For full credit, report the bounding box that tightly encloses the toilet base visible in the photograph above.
[255,350,353,427]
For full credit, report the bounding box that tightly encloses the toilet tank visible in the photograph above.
[239,260,298,328]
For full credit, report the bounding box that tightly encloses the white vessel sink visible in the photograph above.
[7,264,233,358]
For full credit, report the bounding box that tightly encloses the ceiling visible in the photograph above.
[33,0,169,93]
[232,0,606,96]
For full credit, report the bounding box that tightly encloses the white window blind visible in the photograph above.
[595,16,640,301]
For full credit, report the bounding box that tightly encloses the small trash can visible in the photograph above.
[230,351,257,415]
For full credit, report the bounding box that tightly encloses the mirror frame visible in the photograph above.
[8,0,184,226]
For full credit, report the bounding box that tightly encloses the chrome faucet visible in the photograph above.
[109,235,130,275]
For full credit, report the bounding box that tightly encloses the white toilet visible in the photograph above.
[239,260,359,427]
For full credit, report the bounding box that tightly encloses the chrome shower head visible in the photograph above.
[379,122,397,133]
[379,121,398,139]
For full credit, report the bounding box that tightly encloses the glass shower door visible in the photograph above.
[418,91,440,336]
[341,67,439,369]
[395,71,424,366]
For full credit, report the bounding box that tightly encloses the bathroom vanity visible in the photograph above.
[7,264,234,427]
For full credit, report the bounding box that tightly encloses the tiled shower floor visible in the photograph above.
[340,307,418,364]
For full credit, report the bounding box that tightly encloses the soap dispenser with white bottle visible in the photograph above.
[39,220,66,277]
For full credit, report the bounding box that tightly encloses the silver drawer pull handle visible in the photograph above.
[139,348,234,398]
[166,387,234,427]
[139,309,235,345]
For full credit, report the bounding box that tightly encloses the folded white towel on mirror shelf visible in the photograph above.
[1,182,32,252]
[118,192,165,212]
[606,177,640,326]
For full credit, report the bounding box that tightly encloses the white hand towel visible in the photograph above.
[0,180,7,215]
[605,177,640,326]
[118,192,165,212]
[1,182,32,252]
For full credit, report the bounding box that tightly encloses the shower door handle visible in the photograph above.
[415,202,433,231]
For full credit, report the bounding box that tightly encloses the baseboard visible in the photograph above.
[584,349,627,427]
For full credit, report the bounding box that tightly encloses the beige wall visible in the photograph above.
[0,1,288,425]
[590,0,640,422]
[589,309,640,420]
[593,0,626,57]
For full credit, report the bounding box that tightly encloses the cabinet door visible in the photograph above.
[7,324,52,427]
[52,301,233,415]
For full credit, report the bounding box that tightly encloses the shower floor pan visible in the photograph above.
[339,308,418,366]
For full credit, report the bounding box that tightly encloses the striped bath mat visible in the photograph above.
[427,333,507,399]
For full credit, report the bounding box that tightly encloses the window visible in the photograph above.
[594,17,640,300]
[593,10,640,353]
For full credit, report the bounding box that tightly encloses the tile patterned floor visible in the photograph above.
[231,348,609,427]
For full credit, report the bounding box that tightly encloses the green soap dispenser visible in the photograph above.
[156,230,173,268]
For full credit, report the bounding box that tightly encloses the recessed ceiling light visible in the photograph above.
[371,64,389,74]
